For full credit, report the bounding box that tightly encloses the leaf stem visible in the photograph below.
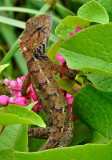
[74,79,82,86]
[0,126,5,136]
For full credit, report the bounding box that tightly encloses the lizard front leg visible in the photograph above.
[21,72,31,96]
[49,60,76,80]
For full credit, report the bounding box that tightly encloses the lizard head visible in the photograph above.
[19,14,52,59]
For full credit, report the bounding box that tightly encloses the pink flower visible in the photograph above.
[66,93,73,104]
[4,78,10,85]
[66,26,83,40]
[0,95,9,105]
[66,93,76,120]
[73,86,79,93]
[66,32,74,40]
[2,74,42,112]
[81,84,85,87]
[10,80,17,88]
[9,97,15,103]
[14,97,27,106]
[75,26,83,33]
[32,101,42,112]
[56,53,65,63]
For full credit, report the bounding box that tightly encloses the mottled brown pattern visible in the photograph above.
[20,14,75,151]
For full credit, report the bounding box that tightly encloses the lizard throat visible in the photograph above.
[34,53,49,60]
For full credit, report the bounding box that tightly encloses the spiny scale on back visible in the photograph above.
[20,14,52,61]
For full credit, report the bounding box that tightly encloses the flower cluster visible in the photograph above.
[0,75,42,111]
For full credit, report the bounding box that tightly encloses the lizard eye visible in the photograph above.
[36,27,42,32]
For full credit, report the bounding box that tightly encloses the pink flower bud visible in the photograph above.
[75,70,78,73]
[15,91,21,98]
[9,97,15,103]
[22,73,27,81]
[56,54,65,63]
[74,86,79,93]
[16,84,22,90]
[81,84,85,87]
[75,26,83,33]
[10,89,16,95]
[17,77,23,84]
[4,78,10,86]
[10,80,17,88]
[66,32,74,40]
[66,93,73,104]
[32,103,42,112]
[0,95,9,105]
[14,97,27,106]
[70,104,76,120]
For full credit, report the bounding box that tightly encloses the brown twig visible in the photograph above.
[0,126,5,136]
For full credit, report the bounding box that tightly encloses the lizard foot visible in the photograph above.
[39,129,73,151]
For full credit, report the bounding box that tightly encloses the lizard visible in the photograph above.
[19,14,75,151]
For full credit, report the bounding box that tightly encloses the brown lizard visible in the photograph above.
[20,14,75,151]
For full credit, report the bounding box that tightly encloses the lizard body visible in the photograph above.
[20,14,75,151]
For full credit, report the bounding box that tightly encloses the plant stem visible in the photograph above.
[74,79,82,86]
[0,126,5,136]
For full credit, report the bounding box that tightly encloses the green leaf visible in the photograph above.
[14,142,112,160]
[0,16,25,29]
[0,6,44,15]
[26,102,38,110]
[61,16,90,28]
[99,0,112,22]
[70,120,91,146]
[1,142,112,160]
[47,39,63,63]
[59,23,112,76]
[0,149,13,160]
[77,0,109,24]
[0,124,28,152]
[0,64,9,73]
[91,130,109,144]
[55,23,76,39]
[57,77,75,96]
[28,138,46,152]
[0,104,46,127]
[87,74,112,92]
[73,83,112,140]
[72,0,91,3]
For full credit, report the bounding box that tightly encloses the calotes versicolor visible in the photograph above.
[20,14,75,151]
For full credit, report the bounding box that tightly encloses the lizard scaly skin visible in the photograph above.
[20,14,75,151]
